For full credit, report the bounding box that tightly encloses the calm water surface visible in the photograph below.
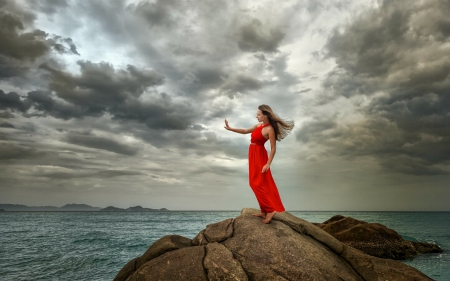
[0,211,448,280]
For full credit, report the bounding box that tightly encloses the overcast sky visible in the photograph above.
[1,0,449,211]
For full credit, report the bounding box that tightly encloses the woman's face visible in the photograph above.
[256,109,267,122]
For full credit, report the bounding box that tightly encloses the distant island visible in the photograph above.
[99,206,169,212]
[0,203,168,212]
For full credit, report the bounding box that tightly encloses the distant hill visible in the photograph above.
[0,204,168,212]
[0,204,60,211]
[99,205,169,212]
[0,203,100,211]
[60,204,101,211]
[99,206,125,212]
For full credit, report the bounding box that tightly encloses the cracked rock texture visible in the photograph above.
[315,215,443,260]
[114,208,434,281]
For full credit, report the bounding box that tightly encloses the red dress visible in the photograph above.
[248,123,285,213]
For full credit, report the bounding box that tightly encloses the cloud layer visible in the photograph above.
[299,0,450,175]
[0,0,449,210]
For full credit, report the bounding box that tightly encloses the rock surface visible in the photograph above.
[315,215,442,260]
[115,208,434,281]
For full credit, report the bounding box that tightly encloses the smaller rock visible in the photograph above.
[342,246,432,281]
[113,235,192,281]
[193,218,234,246]
[113,258,138,281]
[203,218,234,243]
[316,215,442,260]
[128,246,207,281]
[192,229,208,246]
[136,235,192,269]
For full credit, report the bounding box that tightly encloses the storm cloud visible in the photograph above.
[236,19,286,53]
[299,0,450,175]
[4,59,200,130]
[0,4,79,82]
[64,131,140,156]
[1,0,448,211]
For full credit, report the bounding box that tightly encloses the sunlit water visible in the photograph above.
[0,211,448,280]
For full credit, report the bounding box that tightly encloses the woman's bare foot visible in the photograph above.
[262,211,277,224]
[252,213,266,218]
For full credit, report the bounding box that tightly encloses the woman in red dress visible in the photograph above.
[224,104,294,223]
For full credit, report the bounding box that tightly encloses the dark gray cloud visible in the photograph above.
[301,0,450,175]
[25,90,88,120]
[112,95,198,130]
[298,117,449,175]
[0,0,36,25]
[0,141,46,160]
[40,169,143,180]
[19,61,199,130]
[0,61,199,130]
[220,75,267,98]
[0,121,14,128]
[237,19,285,53]
[133,126,248,159]
[0,9,48,80]
[64,131,139,156]
[0,3,79,82]
[49,36,80,55]
[41,61,164,105]
[0,111,14,118]
[168,43,209,57]
[297,88,312,94]
[0,55,27,78]
[96,169,143,178]
[0,12,48,61]
[296,119,337,143]
[0,90,31,112]
[195,68,227,88]
[132,0,179,27]
[0,10,77,62]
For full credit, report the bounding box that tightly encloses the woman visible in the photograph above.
[224,104,294,223]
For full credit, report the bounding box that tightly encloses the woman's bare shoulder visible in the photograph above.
[264,124,274,130]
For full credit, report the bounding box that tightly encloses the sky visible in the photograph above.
[0,0,449,211]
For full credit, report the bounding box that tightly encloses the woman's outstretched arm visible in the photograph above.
[224,119,257,134]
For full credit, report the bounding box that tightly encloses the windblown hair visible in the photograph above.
[258,104,294,141]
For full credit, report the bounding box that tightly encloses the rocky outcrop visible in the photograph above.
[115,208,434,281]
[315,215,442,260]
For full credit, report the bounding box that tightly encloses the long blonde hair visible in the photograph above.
[258,104,294,141]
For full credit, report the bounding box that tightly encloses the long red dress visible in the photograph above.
[248,123,285,213]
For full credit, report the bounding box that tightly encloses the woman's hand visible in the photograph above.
[262,164,270,173]
[224,119,231,130]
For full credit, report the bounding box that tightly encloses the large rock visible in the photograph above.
[115,208,434,281]
[315,215,442,260]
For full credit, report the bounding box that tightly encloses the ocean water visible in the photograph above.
[0,211,448,281]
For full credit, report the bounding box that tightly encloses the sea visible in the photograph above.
[0,211,448,281]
